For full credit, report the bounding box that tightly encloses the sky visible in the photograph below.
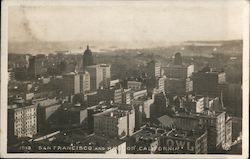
[8,0,245,48]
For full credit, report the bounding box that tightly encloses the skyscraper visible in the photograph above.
[193,67,226,97]
[100,64,111,88]
[28,55,47,78]
[164,52,194,94]
[86,65,103,91]
[147,60,161,78]
[79,71,91,93]
[174,52,183,65]
[82,45,94,70]
[63,72,80,95]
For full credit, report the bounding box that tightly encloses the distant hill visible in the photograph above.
[8,39,243,56]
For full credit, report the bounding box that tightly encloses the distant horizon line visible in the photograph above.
[8,39,243,43]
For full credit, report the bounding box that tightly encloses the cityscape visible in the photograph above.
[7,41,242,154]
[5,0,244,156]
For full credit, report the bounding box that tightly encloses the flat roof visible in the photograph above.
[164,129,206,141]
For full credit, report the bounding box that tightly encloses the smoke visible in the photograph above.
[20,6,39,42]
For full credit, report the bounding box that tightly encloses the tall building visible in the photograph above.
[193,67,226,97]
[8,104,37,139]
[63,72,80,95]
[164,53,194,94]
[28,55,47,78]
[82,45,94,69]
[122,88,131,104]
[79,71,90,93]
[99,64,111,88]
[132,97,154,130]
[174,52,183,65]
[86,65,103,90]
[172,110,226,153]
[147,60,161,78]
[35,98,61,132]
[165,60,194,79]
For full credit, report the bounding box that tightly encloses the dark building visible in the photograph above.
[151,93,168,119]
[82,45,94,69]
[28,55,47,78]
[174,52,183,65]
[193,67,227,97]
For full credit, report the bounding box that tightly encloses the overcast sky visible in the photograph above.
[8,0,245,47]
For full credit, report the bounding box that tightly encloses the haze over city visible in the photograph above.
[8,0,244,53]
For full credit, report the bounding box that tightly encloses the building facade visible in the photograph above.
[63,72,80,95]
[147,60,161,78]
[8,104,37,138]
[86,65,103,91]
[93,107,135,138]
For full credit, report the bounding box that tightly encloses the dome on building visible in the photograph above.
[82,45,94,69]
[174,52,182,65]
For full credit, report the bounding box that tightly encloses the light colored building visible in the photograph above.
[110,79,120,87]
[173,110,226,153]
[93,106,135,138]
[113,88,123,104]
[122,88,131,104]
[133,97,154,119]
[8,104,37,138]
[131,89,147,100]
[186,77,193,92]
[225,116,232,147]
[79,71,90,93]
[87,104,117,133]
[159,129,207,154]
[86,65,103,90]
[63,72,80,95]
[127,81,142,91]
[100,64,111,88]
[157,77,165,93]
[132,97,154,130]
[187,96,205,113]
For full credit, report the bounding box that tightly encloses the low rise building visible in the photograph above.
[131,89,147,101]
[127,126,166,154]
[93,105,135,138]
[87,103,117,133]
[159,129,207,154]
[186,96,205,113]
[57,103,88,127]
[127,81,142,91]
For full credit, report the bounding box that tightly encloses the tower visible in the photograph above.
[174,52,183,65]
[82,45,94,70]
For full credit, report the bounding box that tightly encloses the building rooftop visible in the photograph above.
[80,134,125,152]
[8,104,36,110]
[164,129,206,141]
[132,126,166,143]
[157,115,174,127]
[102,109,128,118]
[174,110,225,119]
